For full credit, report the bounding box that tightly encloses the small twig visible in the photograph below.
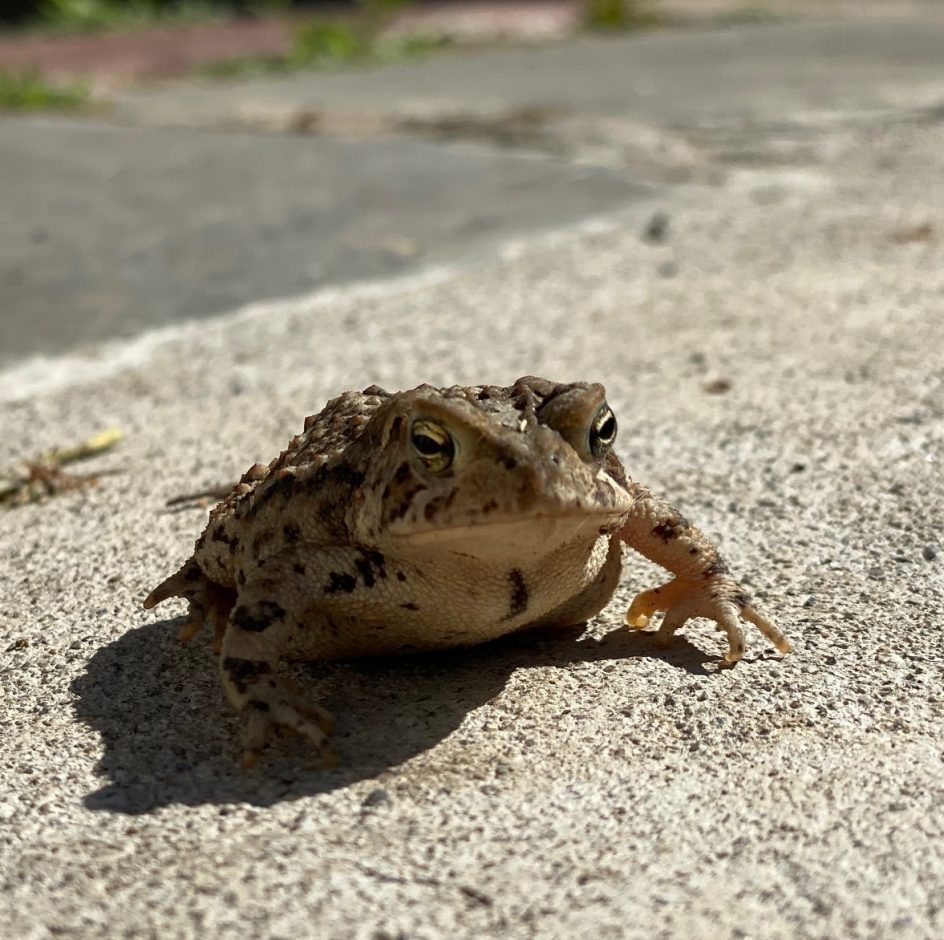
[40,427,123,466]
[164,484,235,511]
[0,428,123,507]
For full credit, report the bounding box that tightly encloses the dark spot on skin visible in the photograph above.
[324,572,357,594]
[382,460,428,526]
[422,490,459,522]
[703,557,730,579]
[251,529,275,557]
[273,473,296,500]
[293,562,307,576]
[249,700,271,713]
[208,525,239,552]
[222,657,272,694]
[386,482,427,523]
[355,557,376,588]
[508,568,529,618]
[184,563,203,582]
[330,464,366,489]
[651,521,677,542]
[232,601,287,633]
[499,454,517,471]
[283,522,301,543]
[245,472,296,519]
[222,657,271,680]
[689,547,699,555]
[317,498,348,539]
[603,451,629,489]
[396,571,407,582]
[364,549,386,577]
[652,514,690,543]
[353,547,387,587]
[388,416,403,441]
[237,571,247,586]
[400,602,419,611]
[482,499,499,513]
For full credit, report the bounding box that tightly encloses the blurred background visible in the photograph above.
[2,1,943,375]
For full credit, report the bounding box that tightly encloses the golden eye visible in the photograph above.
[409,419,455,473]
[588,404,617,458]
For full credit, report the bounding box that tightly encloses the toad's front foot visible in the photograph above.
[624,575,791,663]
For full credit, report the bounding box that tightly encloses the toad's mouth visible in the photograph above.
[393,509,626,557]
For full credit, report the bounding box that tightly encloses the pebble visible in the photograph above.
[643,210,670,243]
[361,787,392,809]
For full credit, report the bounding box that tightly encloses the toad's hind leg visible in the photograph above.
[220,566,336,768]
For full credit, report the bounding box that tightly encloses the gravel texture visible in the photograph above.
[1,116,943,938]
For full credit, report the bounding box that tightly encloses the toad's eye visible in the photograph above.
[588,404,617,458]
[410,419,455,473]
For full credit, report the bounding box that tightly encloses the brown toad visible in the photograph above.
[145,376,790,765]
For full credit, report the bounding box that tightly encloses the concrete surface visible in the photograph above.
[2,12,944,940]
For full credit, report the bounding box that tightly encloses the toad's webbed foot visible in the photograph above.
[625,575,791,664]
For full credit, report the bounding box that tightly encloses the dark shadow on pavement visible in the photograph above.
[73,615,713,814]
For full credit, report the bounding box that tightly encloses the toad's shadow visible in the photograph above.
[74,616,711,814]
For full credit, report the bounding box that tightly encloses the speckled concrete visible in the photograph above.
[2,101,942,937]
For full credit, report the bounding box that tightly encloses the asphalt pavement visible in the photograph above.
[1,12,943,940]
[0,119,645,364]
